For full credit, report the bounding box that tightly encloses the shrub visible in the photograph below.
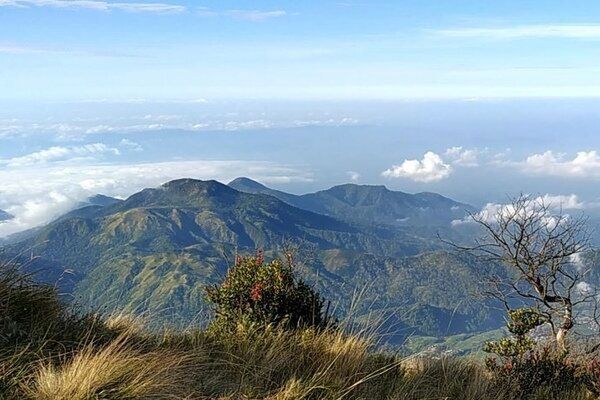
[485,346,583,398]
[578,358,600,397]
[205,251,331,331]
[484,308,586,398]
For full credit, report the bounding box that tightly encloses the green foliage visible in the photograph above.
[506,308,546,336]
[484,308,545,357]
[483,308,588,398]
[485,347,584,398]
[205,252,331,330]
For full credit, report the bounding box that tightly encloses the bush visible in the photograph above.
[486,346,583,398]
[205,251,331,331]
[483,308,587,398]
[578,358,600,397]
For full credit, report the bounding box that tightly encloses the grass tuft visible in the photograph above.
[24,335,187,400]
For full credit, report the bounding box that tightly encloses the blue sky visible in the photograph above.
[2,0,600,236]
[3,0,600,100]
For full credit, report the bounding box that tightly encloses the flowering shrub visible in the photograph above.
[205,251,331,331]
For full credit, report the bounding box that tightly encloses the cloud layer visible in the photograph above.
[197,7,286,21]
[0,0,186,13]
[436,24,600,40]
[1,143,120,167]
[0,159,312,237]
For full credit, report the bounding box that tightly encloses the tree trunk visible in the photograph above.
[556,303,574,351]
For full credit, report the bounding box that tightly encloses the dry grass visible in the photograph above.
[3,314,598,400]
[23,335,188,400]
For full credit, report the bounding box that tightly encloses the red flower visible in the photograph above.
[251,283,263,301]
[256,250,264,266]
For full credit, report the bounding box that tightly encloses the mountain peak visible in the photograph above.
[86,194,122,207]
[228,177,268,191]
[159,178,237,197]
[115,178,239,209]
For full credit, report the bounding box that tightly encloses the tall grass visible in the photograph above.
[0,261,596,399]
[25,334,188,400]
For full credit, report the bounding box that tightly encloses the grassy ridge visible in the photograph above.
[0,263,595,399]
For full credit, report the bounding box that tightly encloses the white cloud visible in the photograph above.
[0,191,79,237]
[0,159,312,237]
[119,138,143,152]
[521,150,600,178]
[0,0,185,13]
[2,143,120,167]
[226,10,286,21]
[0,44,49,54]
[577,281,593,295]
[198,7,287,21]
[0,117,358,138]
[347,171,360,182]
[452,193,591,226]
[435,24,600,40]
[537,194,586,210]
[382,151,452,182]
[570,253,585,271]
[445,146,480,167]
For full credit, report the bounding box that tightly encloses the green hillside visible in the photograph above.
[229,177,474,227]
[3,179,504,340]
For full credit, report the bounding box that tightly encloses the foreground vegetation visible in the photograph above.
[0,256,598,400]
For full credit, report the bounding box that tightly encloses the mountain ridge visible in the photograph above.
[228,177,474,227]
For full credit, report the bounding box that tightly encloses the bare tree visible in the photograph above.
[449,194,596,351]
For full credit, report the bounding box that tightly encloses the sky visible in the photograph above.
[2,0,600,236]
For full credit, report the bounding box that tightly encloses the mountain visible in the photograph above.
[73,194,123,210]
[85,194,123,207]
[0,209,12,222]
[3,178,503,339]
[229,177,474,227]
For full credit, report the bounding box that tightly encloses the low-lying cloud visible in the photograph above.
[0,159,312,237]
[452,193,592,226]
[520,150,600,179]
[2,143,120,168]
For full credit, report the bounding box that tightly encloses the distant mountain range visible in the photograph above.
[229,177,474,227]
[1,178,504,343]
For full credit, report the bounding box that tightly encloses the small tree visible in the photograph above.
[205,251,331,331]
[450,194,596,351]
[484,307,545,357]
